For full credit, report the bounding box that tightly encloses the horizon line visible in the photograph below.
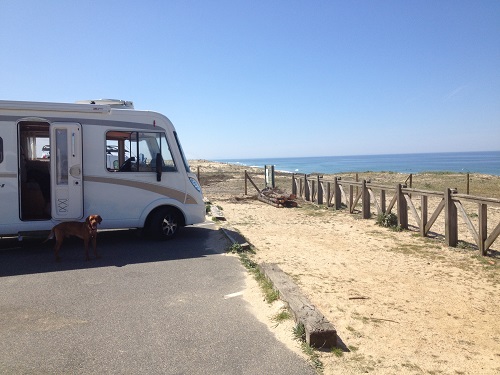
[213,150,500,161]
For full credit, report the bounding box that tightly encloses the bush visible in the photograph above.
[376,212,398,228]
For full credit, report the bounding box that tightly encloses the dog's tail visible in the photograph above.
[43,229,54,243]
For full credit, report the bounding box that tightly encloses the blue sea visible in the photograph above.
[218,151,500,176]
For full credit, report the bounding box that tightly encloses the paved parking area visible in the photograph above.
[0,224,314,374]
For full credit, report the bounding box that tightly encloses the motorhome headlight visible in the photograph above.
[189,177,202,192]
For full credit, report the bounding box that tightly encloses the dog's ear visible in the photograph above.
[97,215,102,224]
[86,216,91,225]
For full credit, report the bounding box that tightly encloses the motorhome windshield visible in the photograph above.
[173,131,191,173]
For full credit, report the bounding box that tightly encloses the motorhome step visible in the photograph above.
[18,231,51,240]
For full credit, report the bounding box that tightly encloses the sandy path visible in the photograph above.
[194,161,500,374]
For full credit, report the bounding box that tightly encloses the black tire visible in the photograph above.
[149,207,180,240]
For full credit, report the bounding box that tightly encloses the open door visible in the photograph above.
[50,123,83,219]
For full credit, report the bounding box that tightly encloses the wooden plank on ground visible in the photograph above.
[257,194,280,207]
[259,262,337,349]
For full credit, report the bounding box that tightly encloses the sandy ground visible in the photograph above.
[191,160,500,375]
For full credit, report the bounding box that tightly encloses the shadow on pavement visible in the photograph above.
[0,224,228,277]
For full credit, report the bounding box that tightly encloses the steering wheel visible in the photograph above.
[118,157,135,172]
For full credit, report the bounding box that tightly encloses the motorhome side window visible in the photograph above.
[106,131,176,172]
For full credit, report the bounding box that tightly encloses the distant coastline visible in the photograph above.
[217,151,500,176]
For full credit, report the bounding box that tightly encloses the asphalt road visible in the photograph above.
[0,223,314,374]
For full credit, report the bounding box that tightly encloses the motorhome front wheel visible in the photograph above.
[150,207,180,240]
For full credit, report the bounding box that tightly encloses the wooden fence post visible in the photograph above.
[326,182,331,207]
[334,177,342,210]
[197,166,200,181]
[445,188,458,247]
[349,184,354,213]
[478,203,487,255]
[292,173,297,196]
[362,180,370,219]
[420,195,428,237]
[397,184,408,229]
[317,175,323,205]
[409,173,413,198]
[380,189,386,214]
[245,170,248,195]
[304,174,310,201]
[355,173,359,200]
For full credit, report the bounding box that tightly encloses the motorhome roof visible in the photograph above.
[0,99,135,114]
[0,100,112,114]
[75,99,134,109]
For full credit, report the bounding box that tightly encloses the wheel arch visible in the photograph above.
[144,204,186,230]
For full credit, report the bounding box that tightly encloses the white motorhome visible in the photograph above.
[0,99,205,239]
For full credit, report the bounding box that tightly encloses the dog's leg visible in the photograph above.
[84,238,90,261]
[92,235,99,259]
[54,236,63,262]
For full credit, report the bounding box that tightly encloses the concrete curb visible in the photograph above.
[220,227,250,250]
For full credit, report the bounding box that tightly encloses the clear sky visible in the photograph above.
[1,1,499,159]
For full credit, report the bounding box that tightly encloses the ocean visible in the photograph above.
[218,151,500,176]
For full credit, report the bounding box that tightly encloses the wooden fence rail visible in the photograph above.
[292,174,500,256]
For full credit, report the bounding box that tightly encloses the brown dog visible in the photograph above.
[45,215,102,261]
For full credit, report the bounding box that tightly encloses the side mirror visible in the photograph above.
[156,153,162,182]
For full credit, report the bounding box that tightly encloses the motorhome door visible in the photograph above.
[50,123,83,219]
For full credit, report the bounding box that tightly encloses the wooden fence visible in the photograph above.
[292,174,500,256]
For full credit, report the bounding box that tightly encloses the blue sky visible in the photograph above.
[1,1,499,159]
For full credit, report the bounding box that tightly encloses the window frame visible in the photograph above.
[105,130,177,173]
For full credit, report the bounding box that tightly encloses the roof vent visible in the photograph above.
[75,99,134,109]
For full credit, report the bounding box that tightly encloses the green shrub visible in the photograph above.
[227,243,243,253]
[293,322,306,341]
[376,212,398,228]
